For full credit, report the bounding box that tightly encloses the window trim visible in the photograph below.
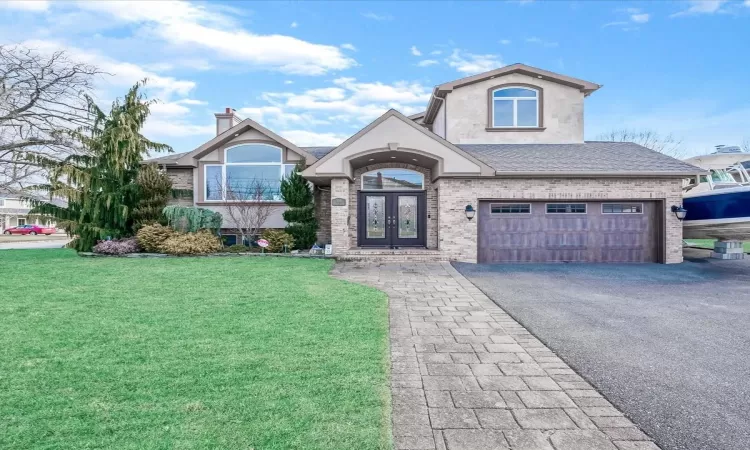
[489,203,532,215]
[601,203,644,215]
[360,168,425,191]
[203,143,296,202]
[545,203,587,214]
[486,83,544,131]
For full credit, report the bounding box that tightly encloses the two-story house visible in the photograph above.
[146,64,702,264]
[0,191,61,232]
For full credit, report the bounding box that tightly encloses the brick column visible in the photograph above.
[330,178,351,255]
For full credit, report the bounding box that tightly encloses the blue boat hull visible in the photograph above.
[683,187,750,240]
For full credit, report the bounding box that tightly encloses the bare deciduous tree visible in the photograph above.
[597,129,684,158]
[0,45,100,194]
[218,173,278,245]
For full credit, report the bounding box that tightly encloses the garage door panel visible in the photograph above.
[478,201,659,263]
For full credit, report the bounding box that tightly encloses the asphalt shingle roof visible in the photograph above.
[143,142,702,176]
[456,142,703,174]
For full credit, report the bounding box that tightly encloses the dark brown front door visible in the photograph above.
[358,191,426,247]
[477,201,661,263]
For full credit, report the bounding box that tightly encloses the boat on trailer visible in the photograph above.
[682,146,750,240]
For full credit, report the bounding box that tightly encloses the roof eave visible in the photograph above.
[491,170,706,178]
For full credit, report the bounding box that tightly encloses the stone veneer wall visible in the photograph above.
[348,163,438,249]
[330,178,350,255]
[165,168,194,206]
[435,177,684,264]
[314,186,332,245]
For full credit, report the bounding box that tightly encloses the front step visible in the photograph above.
[337,248,449,262]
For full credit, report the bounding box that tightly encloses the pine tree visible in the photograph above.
[132,164,173,229]
[280,161,318,249]
[26,80,172,251]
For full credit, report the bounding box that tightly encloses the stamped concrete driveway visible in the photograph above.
[455,250,750,450]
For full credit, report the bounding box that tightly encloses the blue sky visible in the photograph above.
[1,0,748,157]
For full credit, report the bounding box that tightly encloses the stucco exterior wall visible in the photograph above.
[348,162,438,249]
[445,73,585,144]
[432,101,446,139]
[435,177,684,264]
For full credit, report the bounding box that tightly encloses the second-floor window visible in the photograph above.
[491,86,539,128]
[205,143,296,201]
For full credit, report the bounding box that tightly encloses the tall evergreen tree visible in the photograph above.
[280,161,318,249]
[26,80,172,251]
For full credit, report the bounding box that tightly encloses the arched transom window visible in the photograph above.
[205,143,296,201]
[491,86,540,128]
[361,169,424,190]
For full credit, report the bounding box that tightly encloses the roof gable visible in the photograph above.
[424,63,600,124]
[302,109,494,179]
[167,118,318,167]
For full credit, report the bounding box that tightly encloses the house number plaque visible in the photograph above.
[332,198,347,206]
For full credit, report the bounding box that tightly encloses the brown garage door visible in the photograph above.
[478,201,660,263]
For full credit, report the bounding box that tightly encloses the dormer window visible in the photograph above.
[490,85,541,129]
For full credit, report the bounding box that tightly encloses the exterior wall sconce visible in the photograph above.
[465,204,476,221]
[671,205,687,221]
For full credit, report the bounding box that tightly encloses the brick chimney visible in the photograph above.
[214,107,241,136]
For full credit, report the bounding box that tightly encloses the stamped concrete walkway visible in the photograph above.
[332,262,660,450]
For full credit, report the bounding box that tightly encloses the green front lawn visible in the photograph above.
[685,239,750,252]
[0,250,390,450]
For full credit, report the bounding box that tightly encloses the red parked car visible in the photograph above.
[3,224,57,235]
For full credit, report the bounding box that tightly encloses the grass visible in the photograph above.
[0,250,390,450]
[685,239,750,252]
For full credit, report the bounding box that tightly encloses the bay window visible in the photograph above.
[204,143,296,201]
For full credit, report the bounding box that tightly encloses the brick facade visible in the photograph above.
[349,163,438,249]
[434,177,684,264]
[165,168,194,206]
[314,186,332,245]
[330,178,350,255]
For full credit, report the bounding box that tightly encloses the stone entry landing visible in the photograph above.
[332,262,660,450]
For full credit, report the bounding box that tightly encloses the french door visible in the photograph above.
[358,191,426,247]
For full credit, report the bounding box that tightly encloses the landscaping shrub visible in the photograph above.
[225,244,252,253]
[280,162,318,249]
[160,230,223,255]
[261,229,295,253]
[93,238,139,255]
[163,206,222,233]
[136,223,175,253]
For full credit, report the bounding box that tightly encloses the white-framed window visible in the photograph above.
[361,169,424,190]
[490,203,531,214]
[17,217,26,226]
[546,203,586,214]
[204,143,297,201]
[602,203,643,214]
[491,86,539,128]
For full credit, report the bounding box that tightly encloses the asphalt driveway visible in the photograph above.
[454,249,750,450]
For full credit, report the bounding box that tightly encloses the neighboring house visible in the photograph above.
[0,192,61,232]
[144,63,703,264]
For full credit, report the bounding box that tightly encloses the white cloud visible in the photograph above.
[290,21,298,28]
[278,130,347,146]
[499,39,512,45]
[410,46,422,56]
[237,106,329,128]
[631,13,650,23]
[75,1,356,75]
[361,12,393,21]
[416,59,439,67]
[745,0,750,6]
[0,0,49,11]
[340,43,357,51]
[142,119,214,138]
[602,21,630,28]
[284,80,294,85]
[258,77,431,125]
[20,39,196,100]
[430,50,442,55]
[446,49,503,74]
[525,37,559,48]
[670,0,727,17]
